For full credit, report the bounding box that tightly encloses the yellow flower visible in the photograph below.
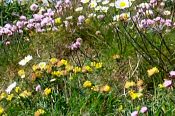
[34,109,45,116]
[101,85,111,92]
[0,92,6,100]
[124,81,136,88]
[50,58,58,64]
[73,67,81,73]
[83,81,92,88]
[95,62,102,69]
[55,17,61,24]
[15,87,21,93]
[32,65,39,71]
[51,71,63,77]
[91,62,96,67]
[112,54,120,60]
[60,59,68,66]
[147,67,159,77]
[128,90,143,100]
[82,66,92,73]
[18,69,25,78]
[0,106,4,115]
[85,18,91,24]
[6,94,14,101]
[19,90,32,98]
[158,84,164,89]
[91,85,100,92]
[65,65,73,72]
[44,88,51,96]
[137,80,143,87]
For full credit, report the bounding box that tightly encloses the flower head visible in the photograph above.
[140,106,148,113]
[5,82,17,94]
[131,111,138,116]
[147,67,159,77]
[163,79,172,88]
[44,88,51,96]
[30,3,38,11]
[81,0,90,4]
[83,81,92,88]
[115,0,131,9]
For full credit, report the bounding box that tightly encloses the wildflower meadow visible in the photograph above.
[1,0,175,115]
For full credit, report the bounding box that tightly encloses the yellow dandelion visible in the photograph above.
[50,58,58,64]
[44,88,51,96]
[65,65,73,72]
[55,17,61,24]
[128,90,143,100]
[137,80,144,87]
[83,81,92,88]
[18,69,25,78]
[101,85,111,92]
[73,67,81,73]
[6,94,14,101]
[0,106,4,115]
[112,54,120,60]
[60,59,68,66]
[124,81,136,89]
[95,62,102,69]
[32,64,39,71]
[82,66,92,73]
[15,87,21,93]
[19,90,32,98]
[34,109,45,116]
[158,84,164,89]
[51,71,63,77]
[0,92,6,101]
[91,85,100,92]
[147,67,159,77]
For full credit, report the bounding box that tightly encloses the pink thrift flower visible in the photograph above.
[78,15,85,23]
[30,3,38,11]
[131,111,138,116]
[35,85,41,92]
[140,106,148,113]
[163,79,172,88]
[170,71,175,77]
[20,15,27,20]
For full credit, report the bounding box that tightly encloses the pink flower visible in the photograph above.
[140,106,148,113]
[16,21,24,29]
[131,111,138,116]
[163,79,172,88]
[20,15,27,21]
[78,15,85,23]
[35,85,41,92]
[170,71,175,77]
[30,3,38,11]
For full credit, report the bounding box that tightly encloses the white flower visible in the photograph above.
[113,15,120,21]
[5,82,17,94]
[101,6,109,13]
[81,0,90,4]
[115,0,131,9]
[38,62,47,70]
[102,0,109,5]
[75,7,83,12]
[25,55,33,62]
[66,16,73,20]
[18,55,32,66]
[89,1,97,8]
